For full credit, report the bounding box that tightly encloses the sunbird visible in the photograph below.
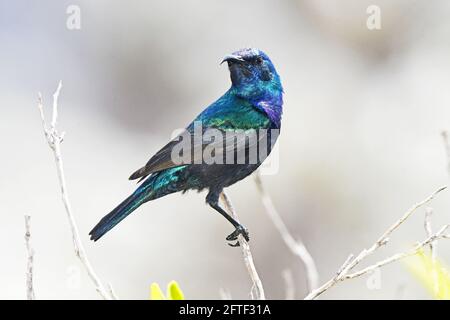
[89,48,284,246]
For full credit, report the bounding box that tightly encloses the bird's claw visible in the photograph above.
[226,225,250,247]
[228,241,240,247]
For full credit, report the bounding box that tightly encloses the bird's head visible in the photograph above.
[221,48,283,98]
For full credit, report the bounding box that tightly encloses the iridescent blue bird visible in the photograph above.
[89,48,284,246]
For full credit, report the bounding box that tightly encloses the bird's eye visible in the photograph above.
[255,57,263,65]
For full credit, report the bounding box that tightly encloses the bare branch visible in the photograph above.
[424,207,435,254]
[441,131,450,178]
[374,186,446,248]
[24,215,35,300]
[38,82,112,300]
[425,208,439,295]
[304,186,448,300]
[424,207,439,296]
[219,288,232,300]
[282,269,296,300]
[254,173,319,292]
[220,191,266,300]
[51,81,62,130]
[108,283,119,300]
[344,225,449,279]
[336,254,354,276]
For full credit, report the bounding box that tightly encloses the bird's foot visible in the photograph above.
[226,225,250,247]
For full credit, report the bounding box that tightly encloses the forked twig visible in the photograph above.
[304,186,448,300]
[38,82,112,299]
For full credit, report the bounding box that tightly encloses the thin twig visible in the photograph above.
[336,254,354,276]
[220,191,266,300]
[254,173,319,292]
[344,225,449,279]
[374,186,446,248]
[441,131,450,178]
[219,288,232,300]
[24,215,35,300]
[424,207,439,295]
[424,208,435,254]
[38,82,111,300]
[108,283,119,300]
[304,186,447,300]
[282,269,296,300]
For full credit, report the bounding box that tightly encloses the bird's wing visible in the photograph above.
[129,139,183,181]
[129,101,272,182]
[129,127,270,181]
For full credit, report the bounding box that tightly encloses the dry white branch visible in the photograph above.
[38,82,111,300]
[24,215,35,300]
[424,208,435,254]
[108,283,119,300]
[219,288,232,300]
[304,185,448,300]
[344,224,449,279]
[336,254,354,275]
[424,207,440,295]
[254,173,319,292]
[282,269,296,300]
[220,191,265,300]
[442,131,450,178]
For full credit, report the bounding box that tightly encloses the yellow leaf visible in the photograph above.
[167,281,185,300]
[150,283,166,300]
[404,250,450,299]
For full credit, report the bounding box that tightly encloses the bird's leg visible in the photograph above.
[206,191,250,246]
[210,202,250,246]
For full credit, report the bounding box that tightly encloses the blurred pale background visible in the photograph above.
[1,0,450,299]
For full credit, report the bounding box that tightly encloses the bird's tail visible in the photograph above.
[89,190,147,241]
[89,168,185,241]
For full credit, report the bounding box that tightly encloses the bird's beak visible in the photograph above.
[220,54,245,65]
